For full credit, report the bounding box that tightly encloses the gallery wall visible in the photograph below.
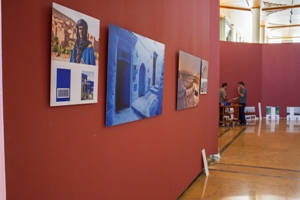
[220,41,300,117]
[220,41,262,113]
[262,43,300,117]
[2,0,219,199]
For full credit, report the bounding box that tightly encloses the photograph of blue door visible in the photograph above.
[106,24,165,127]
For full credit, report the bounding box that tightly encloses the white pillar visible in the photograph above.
[258,102,262,120]
[260,25,266,43]
[252,7,260,43]
[220,17,226,41]
[230,25,236,42]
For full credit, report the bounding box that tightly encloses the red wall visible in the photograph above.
[220,41,300,117]
[262,44,300,116]
[220,41,262,113]
[2,0,219,199]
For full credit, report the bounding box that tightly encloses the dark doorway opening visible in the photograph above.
[116,60,131,113]
[152,51,158,85]
[139,64,146,97]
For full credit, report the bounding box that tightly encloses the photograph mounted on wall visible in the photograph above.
[81,71,95,101]
[50,3,100,106]
[200,59,209,94]
[176,51,201,110]
[106,24,165,127]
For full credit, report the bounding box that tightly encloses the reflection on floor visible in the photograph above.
[178,120,300,199]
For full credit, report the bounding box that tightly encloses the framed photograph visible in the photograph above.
[266,106,280,120]
[287,107,300,121]
[106,24,165,127]
[177,51,201,110]
[50,3,100,106]
[200,60,209,94]
[245,106,255,113]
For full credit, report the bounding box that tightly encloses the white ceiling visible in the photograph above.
[220,0,300,43]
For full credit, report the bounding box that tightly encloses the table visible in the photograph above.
[219,104,241,125]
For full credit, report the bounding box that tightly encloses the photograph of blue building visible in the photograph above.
[81,71,94,100]
[106,24,165,127]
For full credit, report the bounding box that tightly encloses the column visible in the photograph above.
[252,7,260,43]
[230,25,236,42]
[260,25,266,43]
[265,37,269,44]
[220,17,226,41]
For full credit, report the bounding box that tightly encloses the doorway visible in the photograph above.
[115,59,131,113]
[139,64,146,97]
[152,51,158,85]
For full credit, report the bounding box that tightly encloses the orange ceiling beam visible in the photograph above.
[220,5,251,11]
[268,24,300,29]
[268,35,300,39]
[262,4,300,11]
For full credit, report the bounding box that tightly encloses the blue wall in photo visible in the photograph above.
[106,24,165,127]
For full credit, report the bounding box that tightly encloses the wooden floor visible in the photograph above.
[179,120,300,199]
